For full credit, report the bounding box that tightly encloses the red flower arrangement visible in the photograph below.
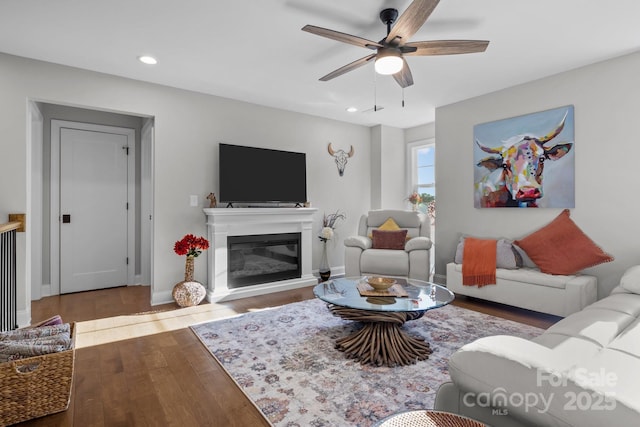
[174,234,209,258]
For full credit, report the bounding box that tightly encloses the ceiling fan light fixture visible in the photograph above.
[374,48,403,75]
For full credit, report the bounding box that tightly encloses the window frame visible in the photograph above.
[406,138,435,200]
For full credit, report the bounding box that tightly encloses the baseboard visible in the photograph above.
[40,283,52,298]
[151,289,174,306]
[133,275,150,286]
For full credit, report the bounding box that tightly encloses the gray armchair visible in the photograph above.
[344,210,432,281]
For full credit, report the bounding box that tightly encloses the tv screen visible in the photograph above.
[219,143,307,204]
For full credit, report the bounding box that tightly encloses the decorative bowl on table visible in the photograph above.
[367,277,396,291]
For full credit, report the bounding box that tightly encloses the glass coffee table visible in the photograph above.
[313,276,454,367]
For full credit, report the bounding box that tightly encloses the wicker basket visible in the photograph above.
[0,323,76,426]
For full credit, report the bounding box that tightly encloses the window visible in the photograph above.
[408,139,435,220]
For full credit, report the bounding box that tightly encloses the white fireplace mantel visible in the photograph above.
[203,207,318,301]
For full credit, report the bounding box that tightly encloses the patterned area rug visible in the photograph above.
[191,298,543,427]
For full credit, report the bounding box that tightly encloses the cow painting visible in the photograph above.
[474,106,575,208]
[327,143,354,176]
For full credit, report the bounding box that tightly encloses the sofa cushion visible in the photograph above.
[361,249,408,276]
[544,307,636,347]
[372,229,407,250]
[514,209,613,275]
[609,317,640,355]
[451,263,575,289]
[583,292,640,317]
[620,265,640,294]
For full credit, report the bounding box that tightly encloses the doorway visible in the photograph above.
[51,120,135,294]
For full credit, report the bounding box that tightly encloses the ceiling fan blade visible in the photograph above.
[302,25,382,49]
[385,0,440,45]
[393,59,414,88]
[319,54,377,81]
[404,40,489,56]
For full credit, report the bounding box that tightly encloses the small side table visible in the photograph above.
[375,410,487,427]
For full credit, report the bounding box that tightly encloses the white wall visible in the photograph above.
[435,52,640,298]
[370,125,407,210]
[380,126,406,209]
[0,53,373,318]
[370,126,382,209]
[405,122,435,144]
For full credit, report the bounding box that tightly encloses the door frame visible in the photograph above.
[50,120,136,295]
[140,118,154,287]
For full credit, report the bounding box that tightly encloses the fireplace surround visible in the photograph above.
[203,208,318,301]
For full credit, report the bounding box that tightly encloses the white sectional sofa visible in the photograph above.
[446,262,597,317]
[435,265,640,427]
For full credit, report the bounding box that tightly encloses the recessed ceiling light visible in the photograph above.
[346,107,358,113]
[138,55,158,65]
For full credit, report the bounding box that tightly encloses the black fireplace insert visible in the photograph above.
[227,233,301,288]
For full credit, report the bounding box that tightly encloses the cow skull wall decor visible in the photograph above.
[327,143,354,176]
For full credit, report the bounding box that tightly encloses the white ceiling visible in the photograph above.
[1,0,639,129]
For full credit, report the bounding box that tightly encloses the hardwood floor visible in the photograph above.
[17,285,560,427]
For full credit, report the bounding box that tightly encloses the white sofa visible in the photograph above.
[344,210,432,281]
[446,262,597,317]
[435,265,640,427]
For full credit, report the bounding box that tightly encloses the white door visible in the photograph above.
[59,127,130,293]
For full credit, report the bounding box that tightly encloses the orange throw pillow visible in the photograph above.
[514,209,613,275]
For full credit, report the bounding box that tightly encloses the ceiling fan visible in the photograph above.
[302,0,489,88]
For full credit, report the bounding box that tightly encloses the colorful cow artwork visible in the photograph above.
[474,106,575,208]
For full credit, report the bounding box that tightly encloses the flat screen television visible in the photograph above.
[219,143,307,205]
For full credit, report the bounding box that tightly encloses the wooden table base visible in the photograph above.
[328,304,432,367]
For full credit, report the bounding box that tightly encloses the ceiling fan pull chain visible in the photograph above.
[402,87,405,108]
[373,70,379,112]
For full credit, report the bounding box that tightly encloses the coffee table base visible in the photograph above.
[328,304,432,367]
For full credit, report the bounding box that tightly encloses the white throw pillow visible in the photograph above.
[620,265,640,294]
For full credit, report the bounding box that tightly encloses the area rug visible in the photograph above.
[190,298,543,427]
